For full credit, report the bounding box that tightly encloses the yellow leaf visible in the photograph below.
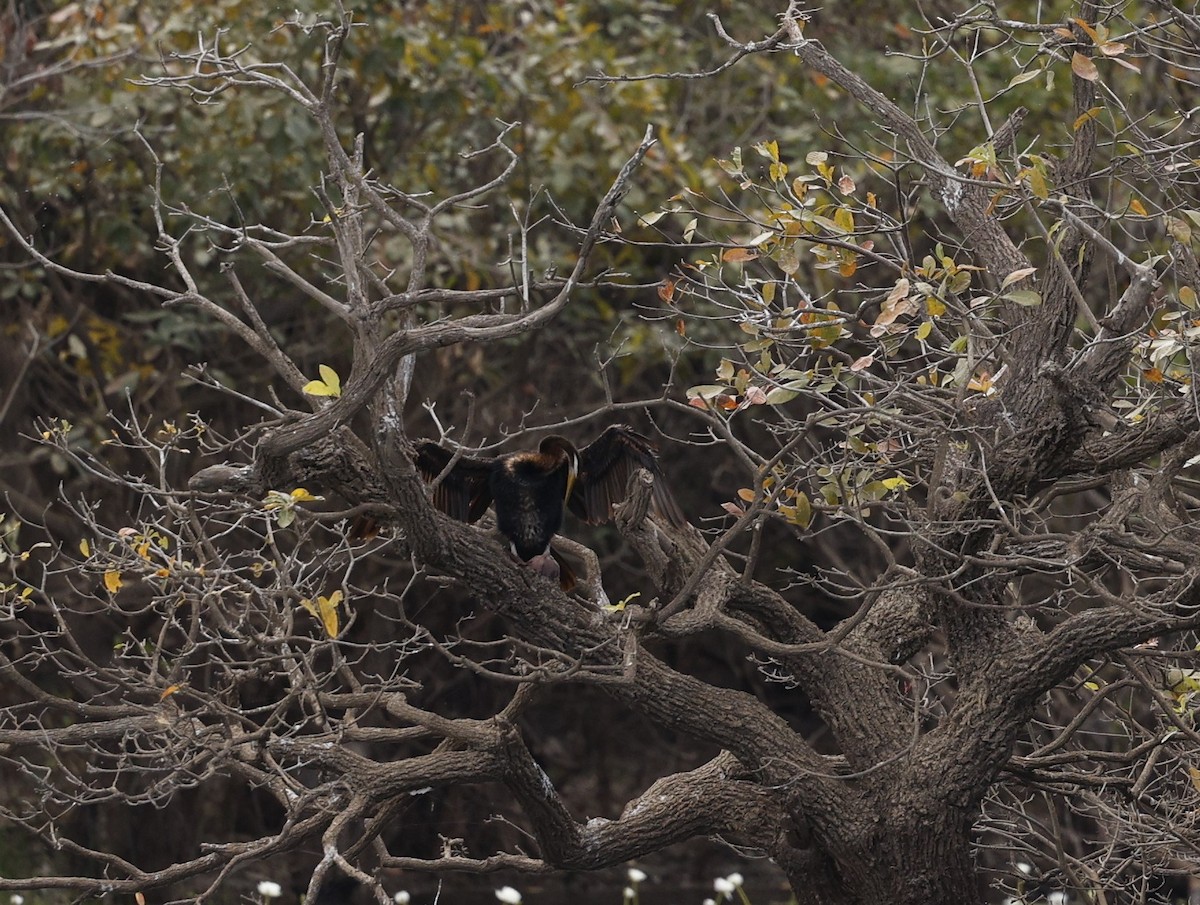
[791,491,812,529]
[317,591,342,638]
[1190,767,1200,794]
[926,297,947,317]
[1027,167,1049,200]
[915,321,933,341]
[302,379,336,397]
[302,591,343,638]
[1180,286,1197,309]
[1129,198,1148,216]
[1072,106,1103,131]
[1070,52,1099,82]
[103,570,123,593]
[318,364,342,395]
[79,538,91,557]
[290,488,321,502]
[737,488,756,502]
[968,373,994,393]
[160,684,184,700]
[603,592,641,613]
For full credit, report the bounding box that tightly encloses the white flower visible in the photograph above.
[1016,862,1033,876]
[495,887,523,905]
[627,867,647,884]
[703,900,717,905]
[623,887,635,901]
[11,896,25,905]
[393,893,411,905]
[726,873,744,888]
[1047,893,1068,905]
[713,877,736,897]
[257,881,283,899]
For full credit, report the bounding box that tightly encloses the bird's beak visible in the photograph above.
[564,453,579,502]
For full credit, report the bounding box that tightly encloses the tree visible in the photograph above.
[4,3,1200,904]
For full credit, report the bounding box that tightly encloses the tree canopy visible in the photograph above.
[4,2,1200,904]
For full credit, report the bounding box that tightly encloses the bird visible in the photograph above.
[414,425,685,587]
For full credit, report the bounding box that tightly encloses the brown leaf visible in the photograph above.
[722,247,759,263]
[1071,52,1099,82]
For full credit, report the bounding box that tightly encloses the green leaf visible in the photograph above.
[1007,69,1042,87]
[764,387,800,405]
[791,492,812,528]
[1004,290,1043,307]
[686,384,731,400]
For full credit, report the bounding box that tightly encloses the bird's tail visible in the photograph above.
[551,548,577,592]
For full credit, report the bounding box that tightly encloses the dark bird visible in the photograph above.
[415,425,685,587]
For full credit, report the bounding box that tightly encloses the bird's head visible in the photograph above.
[539,435,579,500]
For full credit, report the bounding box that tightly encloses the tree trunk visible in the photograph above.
[791,801,980,905]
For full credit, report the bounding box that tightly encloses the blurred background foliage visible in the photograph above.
[1,1,1179,900]
[2,0,1112,519]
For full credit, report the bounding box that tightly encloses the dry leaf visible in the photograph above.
[1071,52,1099,81]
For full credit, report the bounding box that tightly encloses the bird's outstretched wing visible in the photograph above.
[568,425,686,526]
[415,441,495,523]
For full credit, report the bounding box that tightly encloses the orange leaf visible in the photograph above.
[658,279,677,303]
[722,248,758,263]
[160,684,183,700]
[1144,368,1165,384]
